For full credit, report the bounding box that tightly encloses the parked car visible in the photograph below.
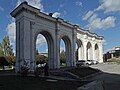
[92,60,99,64]
[76,60,90,66]
[87,60,93,65]
[87,60,99,65]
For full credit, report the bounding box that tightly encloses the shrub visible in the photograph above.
[20,65,29,76]
[20,60,30,76]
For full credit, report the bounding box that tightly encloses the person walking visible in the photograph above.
[44,63,49,76]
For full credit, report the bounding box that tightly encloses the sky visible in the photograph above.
[0,0,120,54]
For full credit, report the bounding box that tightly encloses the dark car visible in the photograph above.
[76,60,88,66]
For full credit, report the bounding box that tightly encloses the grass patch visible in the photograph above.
[0,75,88,90]
[0,70,89,90]
[67,66,99,78]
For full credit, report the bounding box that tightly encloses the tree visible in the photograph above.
[0,36,15,68]
[36,54,48,65]
[0,43,4,56]
[60,50,66,64]
[0,57,9,69]
[0,36,14,56]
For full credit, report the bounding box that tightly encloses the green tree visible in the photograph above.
[1,36,14,56]
[60,50,66,64]
[0,43,4,56]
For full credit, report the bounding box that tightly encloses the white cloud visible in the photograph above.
[60,47,65,53]
[88,13,98,22]
[60,4,64,8]
[36,34,46,46]
[52,12,61,18]
[82,11,94,20]
[75,1,82,7]
[96,0,120,13]
[88,16,116,30]
[82,0,118,30]
[17,0,44,11]
[7,22,16,44]
[0,6,4,11]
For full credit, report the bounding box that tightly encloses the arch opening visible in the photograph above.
[59,36,71,67]
[95,44,99,61]
[76,39,84,61]
[35,31,54,68]
[87,42,92,60]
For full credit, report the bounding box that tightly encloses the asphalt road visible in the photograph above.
[89,63,120,90]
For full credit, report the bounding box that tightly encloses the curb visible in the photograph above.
[80,71,103,80]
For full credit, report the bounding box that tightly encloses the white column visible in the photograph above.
[54,35,60,69]
[92,43,95,60]
[78,47,82,60]
[71,28,76,66]
[98,43,103,63]
[83,41,87,60]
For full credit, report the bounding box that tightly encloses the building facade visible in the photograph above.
[11,2,103,72]
[104,47,120,61]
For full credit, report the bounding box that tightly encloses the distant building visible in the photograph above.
[40,53,48,57]
[104,46,120,61]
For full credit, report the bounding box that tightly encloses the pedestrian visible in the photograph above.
[44,63,49,76]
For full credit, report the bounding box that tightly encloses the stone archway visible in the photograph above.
[10,2,103,72]
[35,31,54,69]
[87,42,92,60]
[76,39,84,60]
[94,44,99,60]
[59,35,72,67]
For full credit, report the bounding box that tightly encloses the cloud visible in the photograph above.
[7,22,16,44]
[96,0,120,13]
[75,1,82,7]
[82,11,94,20]
[87,16,116,30]
[60,47,65,53]
[17,0,44,11]
[59,4,64,8]
[36,34,46,47]
[52,12,61,18]
[0,6,4,11]
[82,0,118,30]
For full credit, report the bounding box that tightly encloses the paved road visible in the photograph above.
[90,63,120,74]
[89,63,120,90]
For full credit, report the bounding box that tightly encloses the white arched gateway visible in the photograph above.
[76,39,84,60]
[11,2,103,72]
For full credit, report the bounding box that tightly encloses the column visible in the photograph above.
[54,22,60,69]
[54,35,60,69]
[83,41,87,60]
[71,27,77,66]
[92,43,95,60]
[78,48,81,60]
[98,43,103,63]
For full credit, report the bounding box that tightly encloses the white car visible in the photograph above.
[86,60,93,65]
[76,60,91,66]
[92,60,99,64]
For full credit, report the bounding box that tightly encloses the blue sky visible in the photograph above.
[0,0,120,54]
